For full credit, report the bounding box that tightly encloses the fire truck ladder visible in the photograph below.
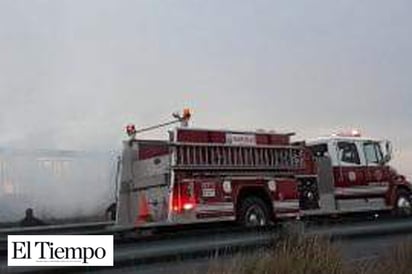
[172,143,304,171]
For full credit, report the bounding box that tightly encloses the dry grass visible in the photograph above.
[360,240,412,274]
[207,235,345,274]
[205,236,412,274]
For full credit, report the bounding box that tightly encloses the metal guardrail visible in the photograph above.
[0,221,114,234]
[0,221,115,244]
[306,218,412,239]
[2,218,412,273]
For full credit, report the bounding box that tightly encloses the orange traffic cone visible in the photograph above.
[135,193,150,226]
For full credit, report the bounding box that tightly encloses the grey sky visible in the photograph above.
[0,1,411,175]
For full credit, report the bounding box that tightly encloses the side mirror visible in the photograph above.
[382,154,391,165]
[381,140,393,164]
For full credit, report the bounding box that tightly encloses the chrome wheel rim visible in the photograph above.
[396,194,412,216]
[245,205,266,226]
[397,196,411,209]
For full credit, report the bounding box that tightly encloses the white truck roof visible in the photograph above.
[306,135,381,146]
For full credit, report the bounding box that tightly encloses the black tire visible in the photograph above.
[394,189,412,217]
[237,196,271,227]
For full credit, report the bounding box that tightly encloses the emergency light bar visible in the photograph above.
[332,129,362,138]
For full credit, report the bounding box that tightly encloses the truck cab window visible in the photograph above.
[310,144,328,157]
[364,142,383,164]
[337,142,360,165]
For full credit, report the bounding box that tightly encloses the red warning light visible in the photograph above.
[183,202,194,211]
[126,124,137,137]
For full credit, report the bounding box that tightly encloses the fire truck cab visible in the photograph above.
[305,133,412,216]
[116,113,412,228]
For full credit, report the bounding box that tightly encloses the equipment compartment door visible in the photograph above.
[316,156,336,211]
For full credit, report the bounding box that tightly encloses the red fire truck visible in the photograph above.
[116,110,412,227]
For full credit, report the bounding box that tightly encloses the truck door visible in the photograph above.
[333,140,389,212]
[362,141,389,197]
[334,141,366,197]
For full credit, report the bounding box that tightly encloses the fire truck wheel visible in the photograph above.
[238,197,270,227]
[394,189,412,217]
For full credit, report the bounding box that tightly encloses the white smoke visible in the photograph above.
[0,148,118,223]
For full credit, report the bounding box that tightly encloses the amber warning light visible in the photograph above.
[172,108,192,122]
[182,108,191,121]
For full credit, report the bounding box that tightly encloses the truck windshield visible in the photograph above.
[363,142,383,164]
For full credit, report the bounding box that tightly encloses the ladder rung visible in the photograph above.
[173,144,303,170]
